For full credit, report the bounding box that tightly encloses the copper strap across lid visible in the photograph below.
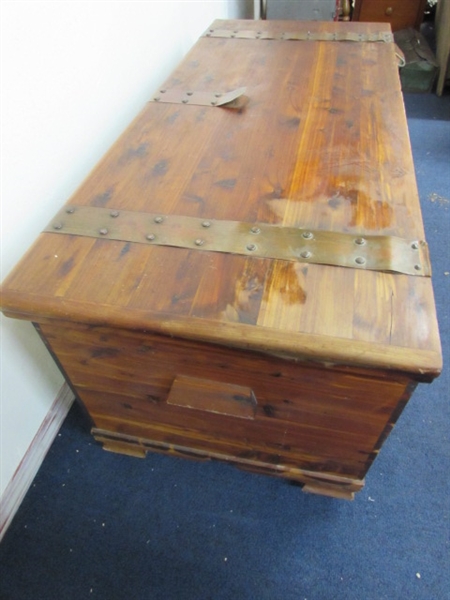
[203,28,394,43]
[45,206,431,277]
[151,87,247,107]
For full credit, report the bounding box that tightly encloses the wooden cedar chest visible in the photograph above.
[1,20,442,499]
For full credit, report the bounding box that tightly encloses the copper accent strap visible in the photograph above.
[203,28,394,43]
[46,206,431,277]
[151,86,247,108]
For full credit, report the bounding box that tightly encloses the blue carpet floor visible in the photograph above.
[0,91,449,600]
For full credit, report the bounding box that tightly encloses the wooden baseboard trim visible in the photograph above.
[0,383,74,542]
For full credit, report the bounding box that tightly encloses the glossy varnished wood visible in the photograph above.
[353,0,428,32]
[0,21,442,498]
[1,21,441,374]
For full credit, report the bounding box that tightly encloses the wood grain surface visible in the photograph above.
[36,321,414,483]
[0,21,443,497]
[1,20,441,377]
[353,0,428,32]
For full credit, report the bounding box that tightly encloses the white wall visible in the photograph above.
[0,0,253,497]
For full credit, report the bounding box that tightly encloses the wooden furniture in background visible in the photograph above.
[352,0,428,30]
[436,0,450,95]
[0,20,441,500]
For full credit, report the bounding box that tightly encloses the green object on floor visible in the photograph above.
[395,28,438,93]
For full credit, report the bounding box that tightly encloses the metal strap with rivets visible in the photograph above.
[151,87,247,108]
[202,28,394,43]
[45,206,431,277]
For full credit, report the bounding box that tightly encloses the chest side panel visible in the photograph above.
[37,321,414,483]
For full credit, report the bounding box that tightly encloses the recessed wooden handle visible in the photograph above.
[167,375,257,420]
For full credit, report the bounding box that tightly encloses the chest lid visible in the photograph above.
[0,20,442,379]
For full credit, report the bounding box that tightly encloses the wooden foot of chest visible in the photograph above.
[92,427,364,501]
